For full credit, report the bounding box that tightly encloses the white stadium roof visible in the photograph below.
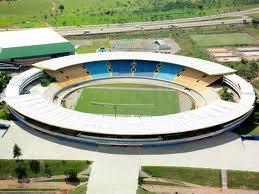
[34,52,236,75]
[4,66,255,136]
[5,94,253,135]
[0,28,69,48]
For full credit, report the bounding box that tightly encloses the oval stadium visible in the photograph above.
[4,52,256,147]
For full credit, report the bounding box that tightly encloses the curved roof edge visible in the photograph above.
[33,52,236,75]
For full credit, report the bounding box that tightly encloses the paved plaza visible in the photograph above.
[1,120,259,194]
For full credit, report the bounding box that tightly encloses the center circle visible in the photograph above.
[60,78,195,116]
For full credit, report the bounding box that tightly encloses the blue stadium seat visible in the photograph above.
[111,60,132,77]
[134,60,158,78]
[154,63,182,81]
[84,61,110,79]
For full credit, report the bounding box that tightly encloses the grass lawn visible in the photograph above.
[74,84,180,116]
[0,160,90,180]
[142,181,183,187]
[76,39,110,54]
[190,33,257,47]
[142,166,221,187]
[228,170,259,190]
[0,0,51,27]
[48,1,256,26]
[247,13,259,20]
[137,187,155,194]
[69,184,87,194]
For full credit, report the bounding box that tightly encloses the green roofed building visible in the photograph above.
[0,28,75,66]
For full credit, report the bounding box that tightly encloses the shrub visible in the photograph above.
[44,163,52,177]
[40,72,55,87]
[218,87,234,102]
[15,161,27,179]
[0,101,11,120]
[64,168,78,181]
[0,72,11,93]
[29,160,41,173]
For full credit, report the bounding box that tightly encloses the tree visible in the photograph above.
[59,4,65,12]
[0,72,11,93]
[64,168,78,181]
[29,160,40,173]
[15,161,27,179]
[40,72,55,87]
[13,144,22,159]
[218,87,234,102]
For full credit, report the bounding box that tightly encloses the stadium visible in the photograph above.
[4,52,255,147]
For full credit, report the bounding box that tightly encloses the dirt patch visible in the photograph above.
[0,180,76,190]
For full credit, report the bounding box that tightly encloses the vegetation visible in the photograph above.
[14,161,27,179]
[64,168,78,182]
[0,160,90,180]
[254,80,259,89]
[142,180,181,186]
[44,163,52,177]
[190,33,256,47]
[75,84,180,116]
[234,101,259,135]
[218,87,235,102]
[76,39,110,54]
[0,188,59,192]
[0,101,11,120]
[0,0,258,27]
[70,23,258,60]
[0,72,11,93]
[234,120,259,135]
[137,187,155,194]
[13,144,22,159]
[228,170,259,190]
[225,60,258,81]
[39,177,87,182]
[142,166,221,187]
[40,72,55,87]
[29,160,41,174]
[69,184,87,194]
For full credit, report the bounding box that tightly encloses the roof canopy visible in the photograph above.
[34,52,236,75]
[0,28,75,60]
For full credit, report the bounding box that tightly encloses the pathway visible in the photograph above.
[221,169,228,189]
[87,157,140,194]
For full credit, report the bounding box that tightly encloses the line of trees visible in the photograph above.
[0,72,11,93]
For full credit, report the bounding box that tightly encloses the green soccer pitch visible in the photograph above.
[74,84,180,116]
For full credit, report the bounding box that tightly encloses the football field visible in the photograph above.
[75,85,180,116]
[190,33,257,47]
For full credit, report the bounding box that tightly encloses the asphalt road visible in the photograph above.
[0,7,258,36]
[54,7,259,36]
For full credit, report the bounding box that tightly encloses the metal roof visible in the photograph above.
[0,28,75,59]
[0,28,69,48]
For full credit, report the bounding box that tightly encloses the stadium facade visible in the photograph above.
[4,52,255,147]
